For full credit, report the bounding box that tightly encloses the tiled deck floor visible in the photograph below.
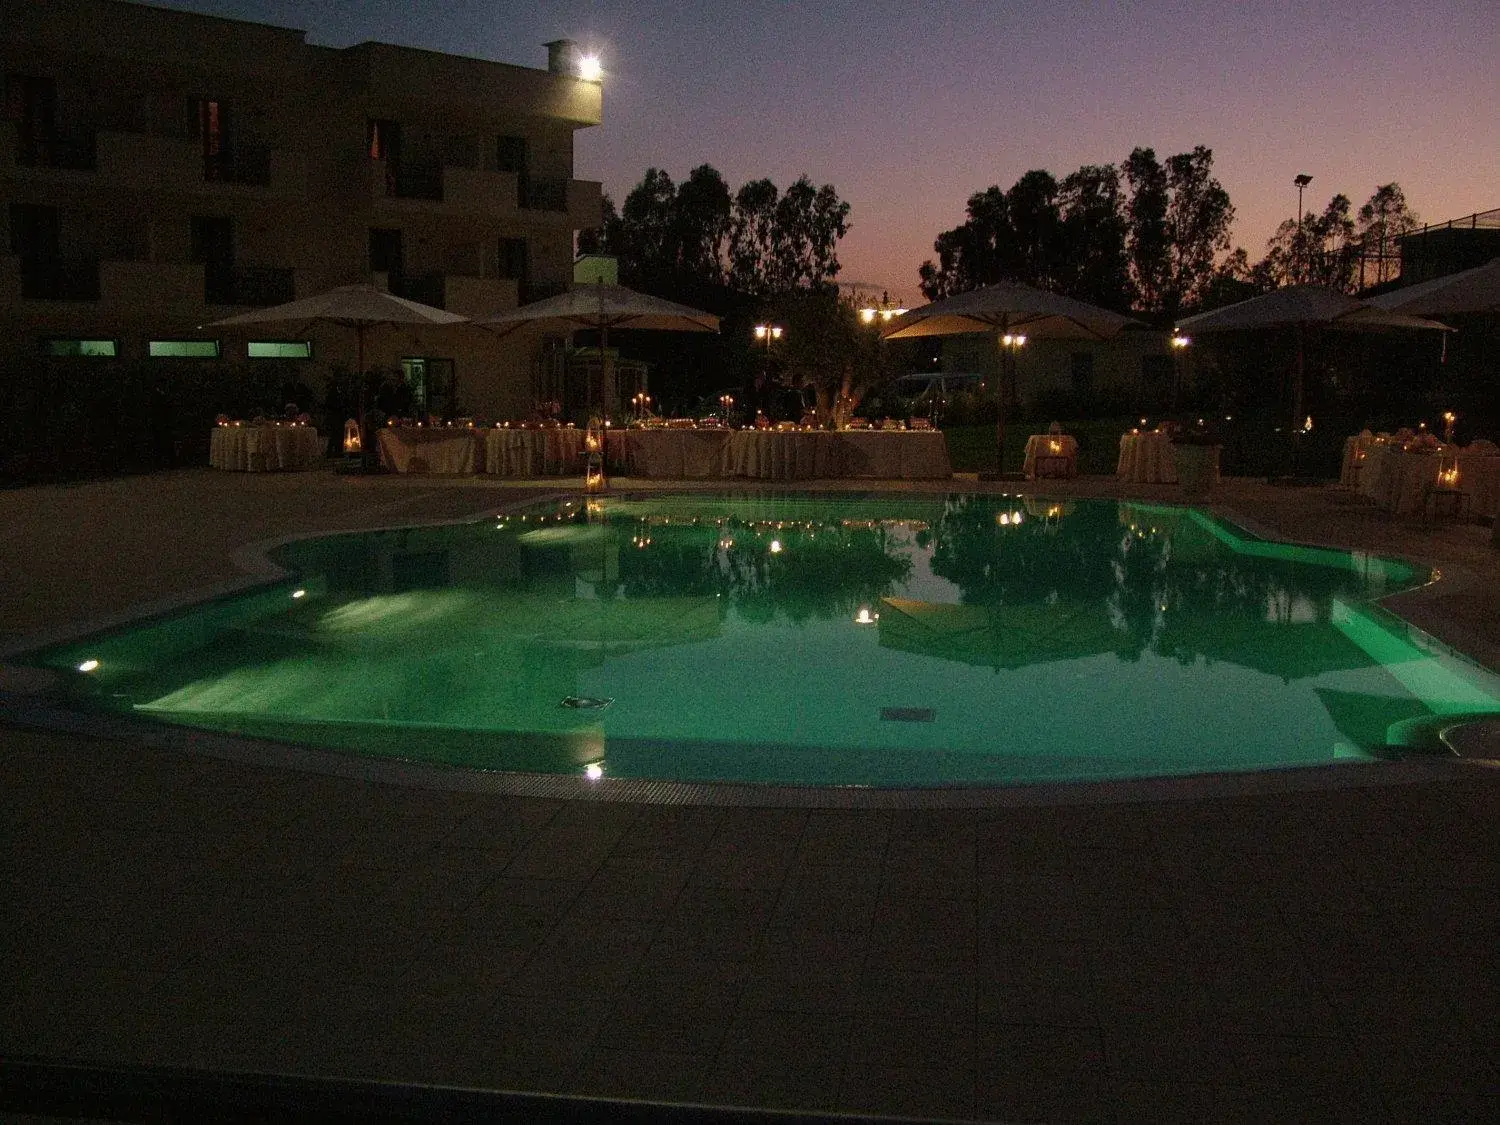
[2,469,1498,1123]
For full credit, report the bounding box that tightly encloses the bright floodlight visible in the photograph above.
[577,53,602,82]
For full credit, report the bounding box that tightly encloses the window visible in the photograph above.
[369,227,403,274]
[149,339,220,358]
[496,134,527,174]
[247,340,312,359]
[190,215,232,264]
[401,357,456,420]
[43,337,117,357]
[498,237,528,281]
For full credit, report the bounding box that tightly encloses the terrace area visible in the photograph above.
[2,469,1497,1123]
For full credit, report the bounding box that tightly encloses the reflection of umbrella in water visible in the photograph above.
[1155,611,1373,683]
[474,282,720,414]
[878,596,1119,671]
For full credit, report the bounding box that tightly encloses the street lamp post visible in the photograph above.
[1293,174,1313,283]
[993,332,1026,477]
[752,323,784,422]
[1169,334,1190,409]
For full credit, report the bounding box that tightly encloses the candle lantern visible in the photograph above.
[1437,454,1460,491]
[342,418,362,454]
[1442,411,1457,443]
[584,418,607,492]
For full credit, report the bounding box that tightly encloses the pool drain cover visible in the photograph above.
[561,696,614,710]
[881,707,935,722]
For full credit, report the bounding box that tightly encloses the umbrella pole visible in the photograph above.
[357,323,374,472]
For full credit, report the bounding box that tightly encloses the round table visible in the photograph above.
[1116,431,1177,483]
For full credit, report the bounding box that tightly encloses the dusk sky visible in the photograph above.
[155,0,1495,302]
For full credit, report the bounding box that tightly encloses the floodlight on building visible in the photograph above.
[577,53,603,82]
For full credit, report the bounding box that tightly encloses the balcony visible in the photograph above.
[205,264,295,307]
[520,175,568,213]
[443,166,520,218]
[19,258,100,301]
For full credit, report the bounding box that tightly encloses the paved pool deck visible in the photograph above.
[2,468,1497,1123]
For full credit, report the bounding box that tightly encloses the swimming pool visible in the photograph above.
[30,493,1500,787]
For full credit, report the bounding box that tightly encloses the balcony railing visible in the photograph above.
[386,160,444,201]
[205,264,295,306]
[15,127,98,171]
[389,272,446,309]
[204,147,272,186]
[520,176,569,213]
[20,258,100,301]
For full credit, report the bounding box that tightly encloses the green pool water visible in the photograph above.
[31,493,1500,787]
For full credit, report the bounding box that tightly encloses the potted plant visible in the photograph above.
[1171,420,1222,499]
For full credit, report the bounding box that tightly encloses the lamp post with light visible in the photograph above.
[1293,174,1313,283]
[1169,334,1190,409]
[993,332,1026,476]
[753,323,784,421]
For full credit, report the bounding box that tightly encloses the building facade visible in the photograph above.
[1,0,602,420]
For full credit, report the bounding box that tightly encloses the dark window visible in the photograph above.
[190,215,233,264]
[369,228,403,275]
[496,134,527,174]
[497,237,528,281]
[10,203,60,261]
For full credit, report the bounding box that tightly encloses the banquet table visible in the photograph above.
[606,429,731,479]
[1359,443,1500,519]
[1023,434,1079,479]
[722,429,952,481]
[1116,431,1177,483]
[484,426,584,476]
[1339,431,1377,488]
[377,427,480,474]
[209,424,321,471]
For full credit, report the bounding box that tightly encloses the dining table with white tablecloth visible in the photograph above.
[377,426,481,474]
[1359,441,1500,519]
[1339,431,1377,488]
[606,428,732,478]
[1116,430,1177,483]
[484,426,585,476]
[720,429,951,480]
[209,423,322,471]
[1023,433,1079,479]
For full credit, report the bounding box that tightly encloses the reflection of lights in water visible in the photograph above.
[854,606,879,625]
[291,589,306,599]
[769,540,783,553]
[585,762,604,781]
[77,659,99,673]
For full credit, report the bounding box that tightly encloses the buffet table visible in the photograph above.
[1340,431,1376,488]
[484,426,585,476]
[607,429,732,479]
[209,423,321,471]
[835,430,952,479]
[1116,431,1177,483]
[719,429,950,481]
[377,427,480,474]
[1023,433,1079,479]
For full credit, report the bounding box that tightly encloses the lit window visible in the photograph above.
[247,340,312,359]
[42,338,117,357]
[149,340,220,358]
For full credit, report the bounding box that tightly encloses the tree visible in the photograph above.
[1259,193,1358,292]
[1124,147,1170,313]
[762,289,898,423]
[1163,146,1235,315]
[916,172,1064,300]
[674,164,733,288]
[1356,183,1419,289]
[729,175,850,296]
[1055,164,1131,310]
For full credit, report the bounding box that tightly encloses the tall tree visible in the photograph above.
[1055,164,1131,310]
[1356,183,1419,289]
[1163,146,1235,315]
[1259,194,1358,292]
[728,178,781,296]
[674,163,733,287]
[1124,147,1170,313]
[916,172,1063,300]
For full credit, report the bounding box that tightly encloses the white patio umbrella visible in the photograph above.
[473,282,720,415]
[1175,284,1450,433]
[207,284,469,466]
[1367,258,1500,316]
[883,281,1141,476]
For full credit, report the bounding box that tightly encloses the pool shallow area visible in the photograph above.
[29,492,1500,788]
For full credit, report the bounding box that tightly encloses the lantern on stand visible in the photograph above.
[342,418,362,455]
[584,418,607,493]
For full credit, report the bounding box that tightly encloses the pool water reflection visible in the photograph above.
[36,493,1500,786]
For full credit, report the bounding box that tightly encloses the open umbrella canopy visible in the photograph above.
[473,282,720,336]
[1175,284,1449,334]
[877,596,1120,671]
[204,283,469,329]
[1367,257,1500,316]
[881,281,1140,340]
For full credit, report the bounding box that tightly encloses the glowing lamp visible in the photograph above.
[77,659,99,673]
[1171,335,1191,348]
[342,418,362,454]
[854,606,879,625]
[585,762,604,780]
[860,308,876,324]
[577,54,603,82]
[1303,415,1314,433]
[769,539,783,553]
[291,589,306,599]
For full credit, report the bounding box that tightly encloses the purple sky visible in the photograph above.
[152,0,1496,303]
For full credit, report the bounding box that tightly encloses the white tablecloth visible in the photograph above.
[1360,444,1500,519]
[607,429,732,478]
[209,425,321,471]
[377,427,479,474]
[1117,431,1176,483]
[1023,434,1079,479]
[721,430,951,480]
[834,431,952,479]
[1340,432,1376,487]
[484,427,585,476]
